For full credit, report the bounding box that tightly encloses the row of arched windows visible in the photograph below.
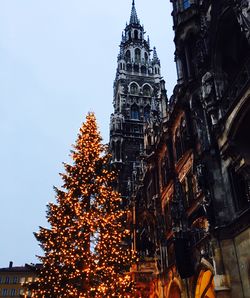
[131,104,151,121]
[119,63,159,75]
[126,29,143,41]
[129,83,152,96]
[125,49,148,63]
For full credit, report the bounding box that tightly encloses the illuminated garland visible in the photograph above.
[32,113,134,298]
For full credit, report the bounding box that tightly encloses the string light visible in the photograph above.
[31,113,134,298]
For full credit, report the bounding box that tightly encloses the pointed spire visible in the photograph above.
[153,47,158,60]
[130,0,140,25]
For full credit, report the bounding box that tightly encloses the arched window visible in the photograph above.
[125,50,131,62]
[143,85,151,96]
[175,117,189,161]
[228,109,250,212]
[161,153,170,186]
[141,65,146,74]
[144,105,150,121]
[215,9,250,84]
[126,64,132,72]
[134,30,138,40]
[130,83,138,94]
[145,52,148,62]
[175,128,182,161]
[131,104,139,120]
[183,0,190,9]
[135,48,141,63]
[134,64,139,73]
[180,118,188,152]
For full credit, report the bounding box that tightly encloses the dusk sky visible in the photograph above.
[0,0,176,267]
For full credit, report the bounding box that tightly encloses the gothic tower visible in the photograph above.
[110,0,167,204]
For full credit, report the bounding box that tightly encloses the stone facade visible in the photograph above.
[110,0,250,297]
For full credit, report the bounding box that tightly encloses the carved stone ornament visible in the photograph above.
[234,0,250,43]
[201,72,213,101]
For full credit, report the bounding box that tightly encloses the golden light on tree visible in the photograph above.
[31,113,134,298]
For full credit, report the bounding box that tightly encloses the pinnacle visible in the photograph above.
[130,0,140,25]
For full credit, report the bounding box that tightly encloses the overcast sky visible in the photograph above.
[0,0,176,267]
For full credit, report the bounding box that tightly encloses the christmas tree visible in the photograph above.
[32,113,133,298]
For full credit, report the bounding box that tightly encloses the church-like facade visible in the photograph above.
[110,1,250,297]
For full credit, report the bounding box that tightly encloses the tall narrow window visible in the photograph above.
[144,105,150,121]
[229,166,250,211]
[175,129,182,161]
[130,83,138,94]
[135,48,141,63]
[131,104,139,120]
[143,85,151,96]
[134,30,138,40]
[183,0,190,9]
[125,50,131,62]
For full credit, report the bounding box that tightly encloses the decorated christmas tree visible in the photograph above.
[32,113,133,298]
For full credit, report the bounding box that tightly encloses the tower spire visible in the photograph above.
[130,0,140,25]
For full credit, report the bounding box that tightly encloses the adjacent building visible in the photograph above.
[0,262,40,298]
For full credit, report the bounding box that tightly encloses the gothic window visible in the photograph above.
[175,117,189,161]
[161,153,170,187]
[141,65,146,74]
[126,63,132,72]
[228,109,250,212]
[134,30,138,40]
[182,171,195,208]
[183,0,190,9]
[215,9,250,84]
[131,104,139,120]
[125,50,131,62]
[145,52,148,62]
[134,64,139,73]
[144,105,150,121]
[128,31,131,40]
[175,129,182,161]
[180,118,188,152]
[130,83,138,94]
[164,195,173,230]
[229,166,250,212]
[143,85,151,96]
[185,35,196,78]
[135,48,141,63]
